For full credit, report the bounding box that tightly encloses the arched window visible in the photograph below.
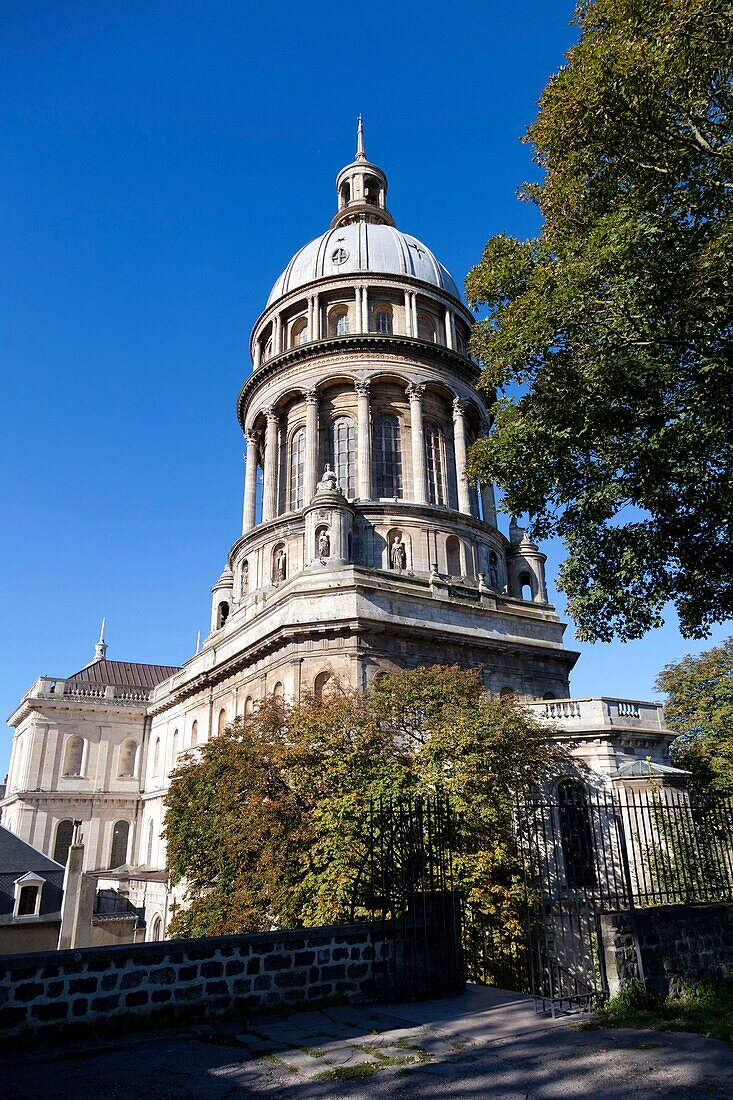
[417,312,436,342]
[119,740,138,778]
[244,695,254,717]
[446,536,461,577]
[292,317,308,346]
[340,180,351,206]
[519,572,534,601]
[63,736,84,777]
[330,308,350,336]
[374,415,403,498]
[499,686,515,699]
[170,729,179,769]
[424,422,445,505]
[314,671,331,702]
[272,682,284,704]
[217,708,227,736]
[109,820,130,869]
[543,692,557,701]
[289,427,306,511]
[190,719,199,746]
[53,820,74,866]
[557,780,596,889]
[150,915,162,942]
[216,601,229,629]
[364,175,380,205]
[373,307,392,334]
[152,737,161,777]
[328,417,356,499]
[488,550,499,590]
[146,819,155,866]
[264,337,272,361]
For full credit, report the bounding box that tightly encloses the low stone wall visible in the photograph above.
[601,903,733,999]
[0,922,378,1041]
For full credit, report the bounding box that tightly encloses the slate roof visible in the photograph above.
[66,659,179,690]
[0,825,64,918]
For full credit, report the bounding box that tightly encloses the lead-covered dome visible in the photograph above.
[267,221,460,306]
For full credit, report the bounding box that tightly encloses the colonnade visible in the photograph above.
[242,381,495,533]
[252,284,464,368]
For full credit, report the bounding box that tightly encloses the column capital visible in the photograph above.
[452,396,466,419]
[303,387,319,406]
[265,405,279,422]
[406,382,425,402]
[354,378,371,398]
[245,428,261,446]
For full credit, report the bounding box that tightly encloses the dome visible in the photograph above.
[266,222,461,307]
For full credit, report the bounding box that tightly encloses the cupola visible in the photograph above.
[331,117,394,229]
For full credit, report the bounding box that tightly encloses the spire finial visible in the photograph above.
[356,115,366,161]
[93,617,108,662]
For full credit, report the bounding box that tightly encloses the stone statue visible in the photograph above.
[274,546,287,583]
[390,535,407,572]
[318,529,330,558]
[318,464,339,493]
[240,562,249,597]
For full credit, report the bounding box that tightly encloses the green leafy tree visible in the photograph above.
[656,637,733,794]
[466,0,733,642]
[163,667,560,954]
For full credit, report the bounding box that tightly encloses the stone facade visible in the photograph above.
[2,124,682,941]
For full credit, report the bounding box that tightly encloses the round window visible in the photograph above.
[331,247,349,265]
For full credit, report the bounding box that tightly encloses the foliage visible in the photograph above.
[163,666,560,940]
[465,0,733,642]
[599,975,733,1044]
[656,638,733,795]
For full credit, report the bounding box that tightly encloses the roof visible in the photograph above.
[615,760,690,778]
[0,825,64,875]
[267,222,460,306]
[66,659,179,690]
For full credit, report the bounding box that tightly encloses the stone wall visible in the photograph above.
[0,922,380,1041]
[601,903,733,999]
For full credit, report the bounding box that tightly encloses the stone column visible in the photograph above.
[411,293,418,339]
[355,379,372,500]
[242,431,259,532]
[304,388,319,503]
[271,315,280,356]
[404,289,413,336]
[452,398,472,515]
[253,338,262,369]
[262,407,279,522]
[312,294,320,340]
[362,286,369,332]
[407,383,427,504]
[444,307,454,350]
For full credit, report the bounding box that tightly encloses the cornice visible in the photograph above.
[236,334,481,429]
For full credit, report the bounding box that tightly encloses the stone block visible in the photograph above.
[14,982,45,1002]
[31,1002,68,1022]
[332,947,348,961]
[253,975,272,991]
[225,960,245,977]
[321,964,346,981]
[247,957,261,975]
[101,974,119,992]
[274,970,306,989]
[151,989,172,1004]
[294,951,315,966]
[120,970,144,990]
[201,961,223,978]
[174,985,205,1003]
[91,995,120,1013]
[264,953,292,971]
[125,991,149,1008]
[178,965,198,982]
[149,967,176,985]
[72,999,88,1017]
[205,981,228,996]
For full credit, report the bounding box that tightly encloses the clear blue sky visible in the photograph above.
[1,1,729,777]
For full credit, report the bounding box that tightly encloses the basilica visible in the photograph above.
[1,124,678,943]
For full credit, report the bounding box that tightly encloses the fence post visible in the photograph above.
[612,790,646,992]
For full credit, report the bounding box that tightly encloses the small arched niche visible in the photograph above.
[315,525,331,559]
[272,681,284,705]
[118,739,138,778]
[518,571,534,601]
[216,601,230,629]
[386,527,409,571]
[445,536,462,577]
[217,708,227,736]
[272,542,287,583]
[313,671,331,702]
[63,736,84,777]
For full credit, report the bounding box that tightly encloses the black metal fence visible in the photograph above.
[358,794,464,1001]
[465,784,733,1012]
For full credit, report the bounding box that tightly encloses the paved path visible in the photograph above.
[5,985,733,1098]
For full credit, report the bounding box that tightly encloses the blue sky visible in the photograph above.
[1,1,729,777]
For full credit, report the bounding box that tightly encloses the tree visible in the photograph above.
[163,667,561,940]
[466,0,733,642]
[656,637,733,794]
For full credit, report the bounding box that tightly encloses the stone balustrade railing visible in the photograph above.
[25,678,151,706]
[525,696,666,730]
